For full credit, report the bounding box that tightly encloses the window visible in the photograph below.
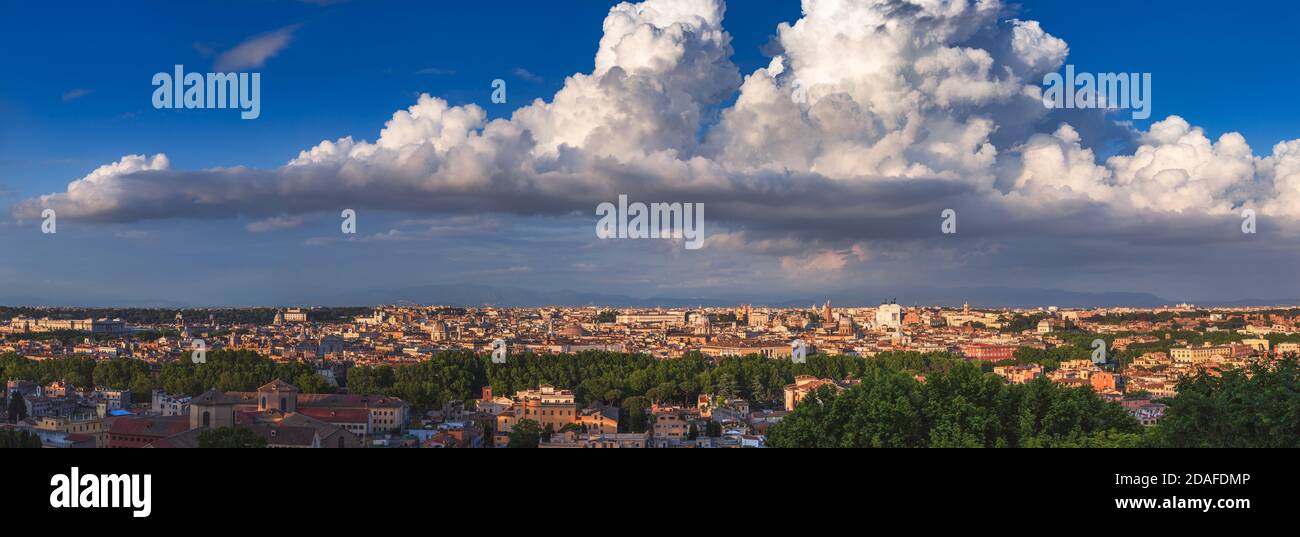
[280,397,287,412]
[202,411,211,427]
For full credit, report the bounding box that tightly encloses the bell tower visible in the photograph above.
[257,379,298,413]
[190,390,236,429]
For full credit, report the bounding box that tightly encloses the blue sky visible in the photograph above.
[8,0,1299,192]
[2,0,1298,306]
[2,0,800,189]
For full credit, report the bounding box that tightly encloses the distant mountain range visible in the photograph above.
[5,285,1300,309]
[320,284,1289,309]
[0,296,195,308]
[815,287,1173,309]
[324,284,738,309]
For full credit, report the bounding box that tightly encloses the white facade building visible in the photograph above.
[875,303,903,331]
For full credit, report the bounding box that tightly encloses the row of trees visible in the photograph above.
[154,350,333,395]
[8,343,1298,447]
[1,348,1006,419]
[0,353,157,399]
[0,350,333,403]
[343,350,969,414]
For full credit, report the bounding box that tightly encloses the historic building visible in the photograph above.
[146,379,406,448]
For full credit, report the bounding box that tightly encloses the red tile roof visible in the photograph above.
[108,415,189,438]
[296,407,370,424]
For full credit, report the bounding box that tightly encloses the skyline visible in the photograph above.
[5,2,1299,521]
[5,299,1299,451]
[4,0,1300,306]
[3,286,1300,309]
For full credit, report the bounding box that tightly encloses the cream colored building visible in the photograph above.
[495,385,579,445]
[34,416,105,448]
[1170,346,1231,364]
[1241,338,1271,353]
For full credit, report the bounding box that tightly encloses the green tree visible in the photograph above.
[291,372,332,395]
[7,394,27,423]
[0,430,43,448]
[93,357,146,389]
[153,350,335,396]
[508,419,541,448]
[130,374,156,403]
[768,362,1141,448]
[621,396,650,433]
[196,427,268,448]
[1153,356,1300,447]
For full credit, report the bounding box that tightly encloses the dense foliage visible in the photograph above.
[156,350,333,395]
[507,419,541,448]
[1153,357,1300,447]
[1000,313,1053,333]
[6,342,1299,448]
[0,353,98,389]
[0,350,333,402]
[769,355,1300,448]
[0,430,43,448]
[6,392,27,423]
[767,361,1144,448]
[344,350,967,413]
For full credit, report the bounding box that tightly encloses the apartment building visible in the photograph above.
[577,405,619,434]
[783,375,860,411]
[700,342,793,359]
[651,405,693,442]
[993,364,1044,384]
[495,385,579,445]
[1170,345,1232,364]
[959,344,1017,362]
[33,415,105,447]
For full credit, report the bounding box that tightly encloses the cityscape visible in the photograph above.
[2,301,1296,448]
[3,0,1300,458]
[6,0,1299,524]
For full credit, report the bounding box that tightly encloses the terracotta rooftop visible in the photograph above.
[257,379,298,393]
[192,389,241,405]
[108,415,189,438]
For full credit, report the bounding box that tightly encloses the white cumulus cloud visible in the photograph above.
[13,0,1300,270]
